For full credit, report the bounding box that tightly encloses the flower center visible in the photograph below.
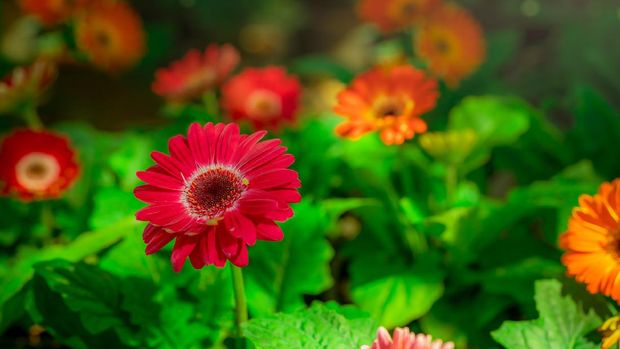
[15,152,61,192]
[375,98,406,118]
[185,68,217,93]
[183,166,248,221]
[95,31,111,47]
[435,38,450,54]
[605,228,620,261]
[246,89,282,120]
[400,2,418,18]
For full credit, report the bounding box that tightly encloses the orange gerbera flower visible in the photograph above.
[333,65,438,145]
[357,0,441,34]
[414,3,485,87]
[560,179,620,303]
[19,0,86,26]
[74,0,145,71]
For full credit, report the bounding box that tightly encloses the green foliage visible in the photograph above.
[243,302,376,349]
[448,96,531,173]
[245,201,334,316]
[492,279,604,349]
[2,1,620,348]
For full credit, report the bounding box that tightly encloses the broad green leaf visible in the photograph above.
[290,55,354,83]
[90,187,144,230]
[448,96,530,172]
[245,201,334,316]
[569,85,620,177]
[0,216,138,330]
[243,302,376,349]
[481,257,564,305]
[99,222,162,279]
[350,253,444,328]
[33,260,130,335]
[30,269,129,349]
[108,133,154,191]
[492,279,602,349]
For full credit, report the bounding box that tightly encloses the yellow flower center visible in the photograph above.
[246,89,282,120]
[16,152,61,192]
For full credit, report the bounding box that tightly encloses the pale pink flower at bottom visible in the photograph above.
[362,327,455,349]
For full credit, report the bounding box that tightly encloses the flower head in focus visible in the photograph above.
[134,122,301,271]
[560,179,620,302]
[0,60,57,114]
[74,0,145,71]
[152,44,240,102]
[18,0,86,26]
[362,327,455,349]
[221,67,301,131]
[415,3,485,87]
[357,0,442,34]
[0,129,80,201]
[333,64,438,145]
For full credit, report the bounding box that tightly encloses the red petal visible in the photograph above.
[171,234,198,272]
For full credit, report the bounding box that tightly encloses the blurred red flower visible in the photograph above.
[74,0,145,71]
[333,65,438,145]
[362,327,454,349]
[0,60,57,114]
[152,44,240,102]
[18,0,86,26]
[415,3,485,87]
[134,122,301,271]
[560,179,620,303]
[221,67,301,131]
[357,0,441,34]
[0,129,80,201]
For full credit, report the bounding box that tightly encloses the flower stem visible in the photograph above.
[202,90,220,118]
[231,265,248,349]
[445,165,458,205]
[22,105,43,130]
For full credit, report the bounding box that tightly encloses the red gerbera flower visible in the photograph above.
[19,0,86,26]
[221,66,301,131]
[152,44,240,102]
[0,129,80,201]
[134,122,301,271]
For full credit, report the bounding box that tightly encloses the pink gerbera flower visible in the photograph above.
[152,44,240,102]
[134,122,301,271]
[362,327,455,349]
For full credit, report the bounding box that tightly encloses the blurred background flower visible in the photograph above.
[333,65,438,145]
[0,128,79,200]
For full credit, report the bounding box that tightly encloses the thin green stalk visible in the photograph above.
[22,106,43,129]
[231,265,248,349]
[445,164,458,205]
[202,90,220,117]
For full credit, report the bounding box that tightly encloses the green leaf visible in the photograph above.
[448,96,531,172]
[569,85,620,177]
[245,201,334,316]
[108,133,154,191]
[289,55,354,83]
[30,269,129,349]
[350,253,444,328]
[491,279,602,349]
[33,260,129,335]
[0,216,139,331]
[90,187,144,230]
[243,302,376,349]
